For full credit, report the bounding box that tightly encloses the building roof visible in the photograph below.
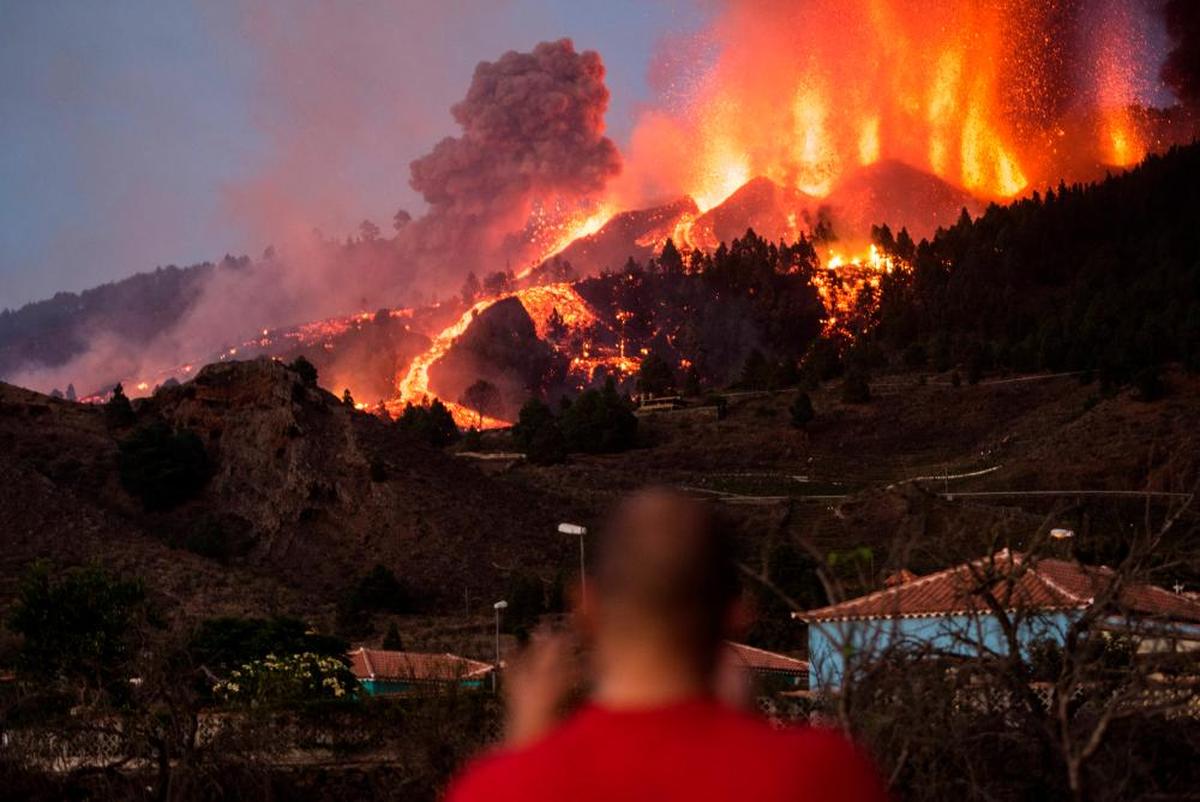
[800,550,1200,624]
[348,648,494,683]
[724,641,809,675]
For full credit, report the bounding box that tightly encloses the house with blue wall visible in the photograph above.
[798,550,1200,690]
[349,648,494,696]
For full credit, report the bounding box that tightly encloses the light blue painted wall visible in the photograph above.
[360,678,485,696]
[807,612,1077,689]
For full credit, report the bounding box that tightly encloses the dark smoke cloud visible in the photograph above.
[1161,0,1200,107]
[406,39,621,274]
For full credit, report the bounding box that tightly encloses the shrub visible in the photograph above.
[189,616,348,676]
[213,652,357,705]
[527,421,568,465]
[512,398,555,451]
[337,565,415,635]
[118,421,210,510]
[182,515,256,563]
[841,370,871,404]
[559,379,637,454]
[1133,367,1166,402]
[289,356,319,387]
[9,562,147,689]
[105,383,135,428]
[790,391,815,428]
[397,399,459,447]
[636,351,676,397]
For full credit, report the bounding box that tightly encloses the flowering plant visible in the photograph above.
[213,651,357,705]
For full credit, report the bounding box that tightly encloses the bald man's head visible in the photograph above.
[591,488,740,665]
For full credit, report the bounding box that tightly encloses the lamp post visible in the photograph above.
[558,523,588,605]
[492,600,508,692]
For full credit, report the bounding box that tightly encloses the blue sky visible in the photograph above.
[0,1,708,309]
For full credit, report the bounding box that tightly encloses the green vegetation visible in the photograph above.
[559,378,638,454]
[117,420,210,510]
[636,351,676,397]
[188,616,348,677]
[289,355,319,387]
[104,382,135,427]
[789,391,814,428]
[512,380,637,461]
[9,562,149,692]
[578,228,824,388]
[381,622,404,651]
[397,399,460,447]
[869,145,1200,387]
[338,564,414,635]
[212,651,357,705]
[841,370,871,404]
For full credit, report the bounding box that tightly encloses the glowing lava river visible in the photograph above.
[386,282,618,429]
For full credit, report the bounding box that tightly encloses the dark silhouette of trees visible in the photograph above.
[289,355,319,387]
[9,561,148,698]
[513,398,555,450]
[841,370,871,404]
[482,270,513,296]
[189,616,348,678]
[358,220,381,242]
[576,229,824,390]
[397,399,459,447]
[117,421,210,511]
[658,237,684,275]
[105,382,135,427]
[636,351,675,397]
[790,391,815,428]
[559,378,638,454]
[545,307,567,343]
[459,379,501,426]
[868,143,1200,385]
[460,271,481,305]
[381,622,404,651]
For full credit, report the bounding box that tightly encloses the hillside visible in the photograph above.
[0,359,582,627]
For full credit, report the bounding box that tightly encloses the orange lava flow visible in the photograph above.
[389,283,621,429]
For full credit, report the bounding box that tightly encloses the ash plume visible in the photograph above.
[406,38,621,276]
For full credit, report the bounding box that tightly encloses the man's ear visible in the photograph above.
[724,593,755,639]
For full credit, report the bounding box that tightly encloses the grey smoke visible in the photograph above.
[406,38,621,274]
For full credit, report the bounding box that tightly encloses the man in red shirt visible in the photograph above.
[447,488,888,802]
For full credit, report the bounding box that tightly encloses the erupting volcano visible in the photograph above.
[10,0,1196,429]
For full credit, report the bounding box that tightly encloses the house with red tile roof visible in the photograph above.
[348,648,494,696]
[721,641,810,697]
[796,550,1200,690]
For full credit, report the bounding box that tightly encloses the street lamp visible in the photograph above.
[559,523,588,604]
[492,600,508,692]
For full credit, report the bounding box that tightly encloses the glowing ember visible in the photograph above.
[516,204,616,281]
[816,245,897,336]
[622,0,1162,218]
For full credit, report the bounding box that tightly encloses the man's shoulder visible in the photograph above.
[443,746,535,802]
[444,716,586,802]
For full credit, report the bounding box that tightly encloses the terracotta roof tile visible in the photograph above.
[724,641,809,675]
[801,551,1200,624]
[349,648,493,682]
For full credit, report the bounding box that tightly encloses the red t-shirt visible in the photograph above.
[445,698,889,802]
